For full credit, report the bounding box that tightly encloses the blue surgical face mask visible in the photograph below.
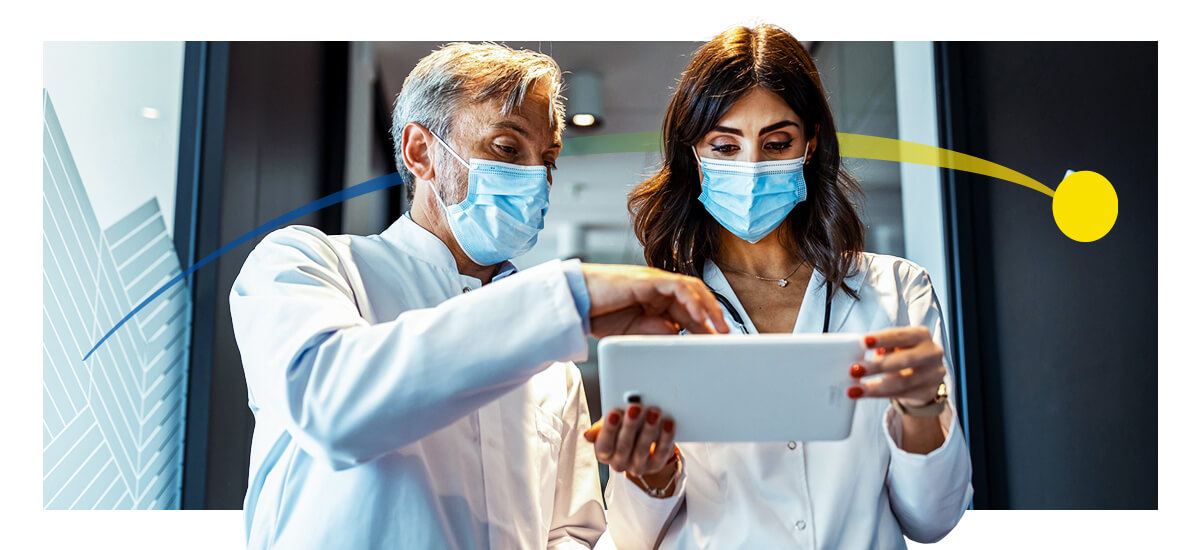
[694,142,809,243]
[429,132,551,266]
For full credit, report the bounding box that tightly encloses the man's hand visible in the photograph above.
[581,264,729,337]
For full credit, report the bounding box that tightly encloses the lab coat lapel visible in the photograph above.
[806,258,868,334]
[702,261,757,334]
[478,387,548,550]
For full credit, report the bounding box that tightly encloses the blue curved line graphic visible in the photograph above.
[82,172,405,361]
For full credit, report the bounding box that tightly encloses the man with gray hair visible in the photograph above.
[229,42,728,549]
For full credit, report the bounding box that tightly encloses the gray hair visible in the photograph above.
[390,42,566,198]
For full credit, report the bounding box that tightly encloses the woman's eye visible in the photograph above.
[710,144,738,154]
[765,140,793,151]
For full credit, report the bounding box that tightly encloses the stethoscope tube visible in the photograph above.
[706,281,834,334]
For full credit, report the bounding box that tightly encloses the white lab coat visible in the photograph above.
[229,215,606,549]
[604,254,973,550]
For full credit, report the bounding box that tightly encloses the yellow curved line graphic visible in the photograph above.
[836,133,1055,197]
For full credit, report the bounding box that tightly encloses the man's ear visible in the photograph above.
[401,122,436,182]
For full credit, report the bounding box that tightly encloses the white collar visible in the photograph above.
[379,214,518,285]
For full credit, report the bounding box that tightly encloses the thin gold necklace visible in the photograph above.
[716,261,805,288]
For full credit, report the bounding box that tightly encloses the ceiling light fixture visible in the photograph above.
[565,71,604,129]
[571,113,596,127]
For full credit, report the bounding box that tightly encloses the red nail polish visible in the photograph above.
[850,364,867,378]
[663,419,675,433]
[628,405,642,420]
[876,347,887,356]
[865,336,877,347]
[608,411,621,425]
[847,386,864,399]
[645,409,660,425]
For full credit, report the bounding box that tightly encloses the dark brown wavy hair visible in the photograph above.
[629,24,865,297]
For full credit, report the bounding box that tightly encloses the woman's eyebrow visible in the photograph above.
[758,120,800,136]
[709,120,800,137]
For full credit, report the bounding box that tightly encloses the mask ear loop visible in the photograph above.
[429,130,471,169]
[692,145,707,182]
[425,130,471,211]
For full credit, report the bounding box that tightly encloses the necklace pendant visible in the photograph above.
[778,279,788,288]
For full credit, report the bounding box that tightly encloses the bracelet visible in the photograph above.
[632,447,682,498]
[890,385,948,418]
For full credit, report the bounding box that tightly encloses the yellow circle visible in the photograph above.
[1052,171,1118,242]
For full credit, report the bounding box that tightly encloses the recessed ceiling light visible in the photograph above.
[565,70,604,128]
[141,107,160,119]
[571,113,596,127]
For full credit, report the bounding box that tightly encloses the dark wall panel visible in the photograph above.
[199,42,347,509]
[946,42,1156,509]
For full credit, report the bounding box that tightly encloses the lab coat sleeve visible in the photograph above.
[547,364,607,549]
[883,265,974,543]
[562,258,593,334]
[603,451,688,550]
[229,227,589,470]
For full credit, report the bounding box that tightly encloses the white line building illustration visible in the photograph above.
[43,91,190,510]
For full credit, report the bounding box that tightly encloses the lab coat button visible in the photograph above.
[794,519,806,530]
[787,441,797,450]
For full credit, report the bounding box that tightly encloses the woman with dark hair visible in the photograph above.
[585,25,972,549]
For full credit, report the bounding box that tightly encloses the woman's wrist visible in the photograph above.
[626,447,681,497]
[893,383,949,415]
[895,394,937,409]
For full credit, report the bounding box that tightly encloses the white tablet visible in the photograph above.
[598,333,866,442]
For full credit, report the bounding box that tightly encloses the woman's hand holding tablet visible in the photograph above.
[851,326,947,407]
[584,402,681,497]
